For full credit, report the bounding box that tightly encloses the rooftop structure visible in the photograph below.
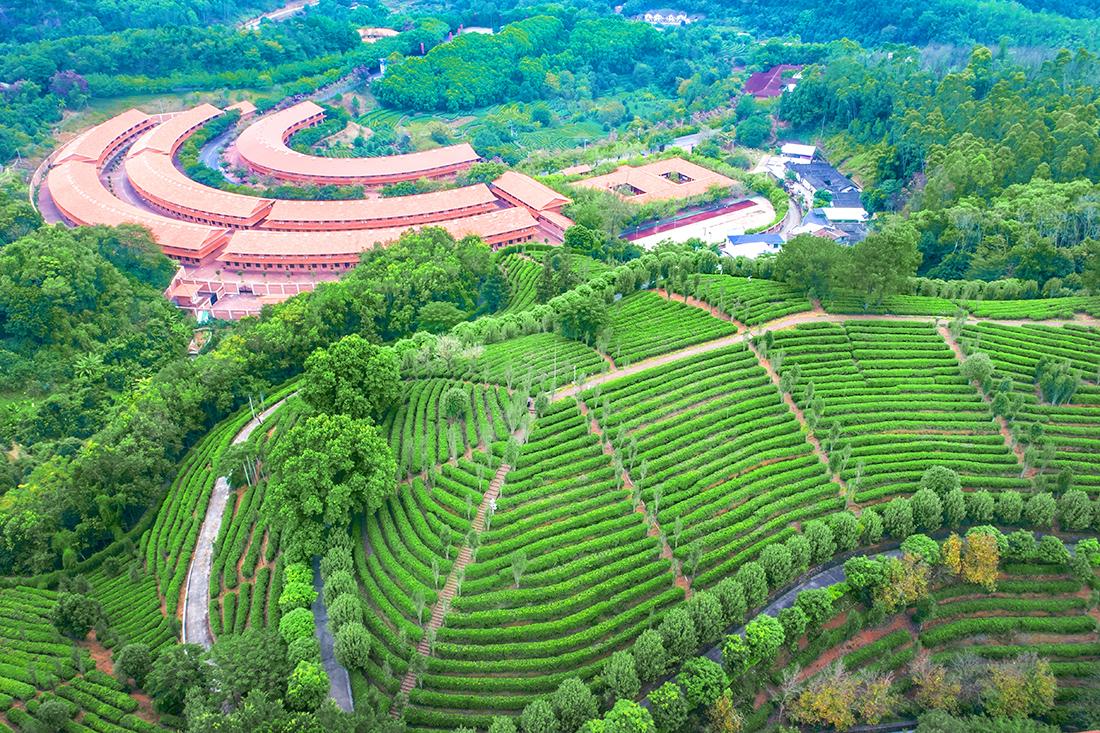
[126,145,275,228]
[744,65,803,99]
[261,185,500,230]
[358,27,399,43]
[235,101,480,185]
[572,157,736,204]
[46,105,551,319]
[47,160,230,263]
[633,9,702,25]
[779,143,816,164]
[491,171,574,237]
[722,232,785,258]
[226,100,257,119]
[219,207,539,271]
[129,104,222,156]
[786,161,859,196]
[491,171,570,213]
[54,109,155,168]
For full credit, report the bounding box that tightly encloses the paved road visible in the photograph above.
[638,549,902,708]
[313,558,355,712]
[181,399,288,649]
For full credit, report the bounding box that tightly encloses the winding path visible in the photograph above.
[181,398,288,649]
[314,557,354,711]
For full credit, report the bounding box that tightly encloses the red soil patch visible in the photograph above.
[796,615,910,683]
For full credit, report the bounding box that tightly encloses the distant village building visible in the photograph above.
[358,27,399,43]
[779,143,816,165]
[743,65,803,99]
[723,233,784,258]
[459,25,494,35]
[632,8,703,26]
[785,162,861,209]
[783,159,870,242]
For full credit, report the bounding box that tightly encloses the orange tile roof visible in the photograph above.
[236,101,480,181]
[263,184,498,227]
[125,146,275,222]
[54,109,153,167]
[226,100,257,116]
[573,157,736,204]
[540,209,575,230]
[47,160,229,254]
[492,171,571,212]
[220,207,537,259]
[129,104,223,156]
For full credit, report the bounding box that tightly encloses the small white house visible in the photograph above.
[822,207,869,223]
[780,143,816,164]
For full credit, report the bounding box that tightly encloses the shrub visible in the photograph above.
[278,608,315,645]
[632,629,667,684]
[278,581,317,612]
[551,677,597,733]
[713,578,746,628]
[327,593,364,633]
[658,607,698,663]
[334,622,372,670]
[601,651,640,704]
[966,490,995,524]
[686,591,724,646]
[287,635,321,666]
[1036,535,1069,565]
[920,466,960,496]
[803,520,836,563]
[991,490,1022,524]
[736,561,768,608]
[287,661,329,712]
[521,698,559,733]
[826,512,860,551]
[901,534,941,565]
[321,545,354,577]
[911,489,943,532]
[322,570,357,607]
[678,657,726,709]
[1025,492,1056,528]
[860,509,884,544]
[745,614,784,667]
[883,498,914,539]
[1058,490,1093,531]
[758,543,793,588]
[51,592,102,639]
[284,563,312,586]
[649,682,688,733]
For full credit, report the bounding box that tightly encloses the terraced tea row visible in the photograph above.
[604,291,739,365]
[207,403,298,639]
[380,379,513,476]
[772,321,1029,503]
[0,587,163,733]
[352,455,490,705]
[581,343,844,588]
[671,274,813,325]
[958,323,1100,492]
[406,402,672,729]
[410,332,609,393]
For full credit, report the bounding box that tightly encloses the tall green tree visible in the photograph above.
[265,413,396,557]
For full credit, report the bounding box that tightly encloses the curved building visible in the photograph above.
[234,101,480,185]
[45,104,557,319]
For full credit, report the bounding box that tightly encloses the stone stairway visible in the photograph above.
[392,404,534,711]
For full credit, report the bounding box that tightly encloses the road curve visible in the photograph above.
[181,398,287,649]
